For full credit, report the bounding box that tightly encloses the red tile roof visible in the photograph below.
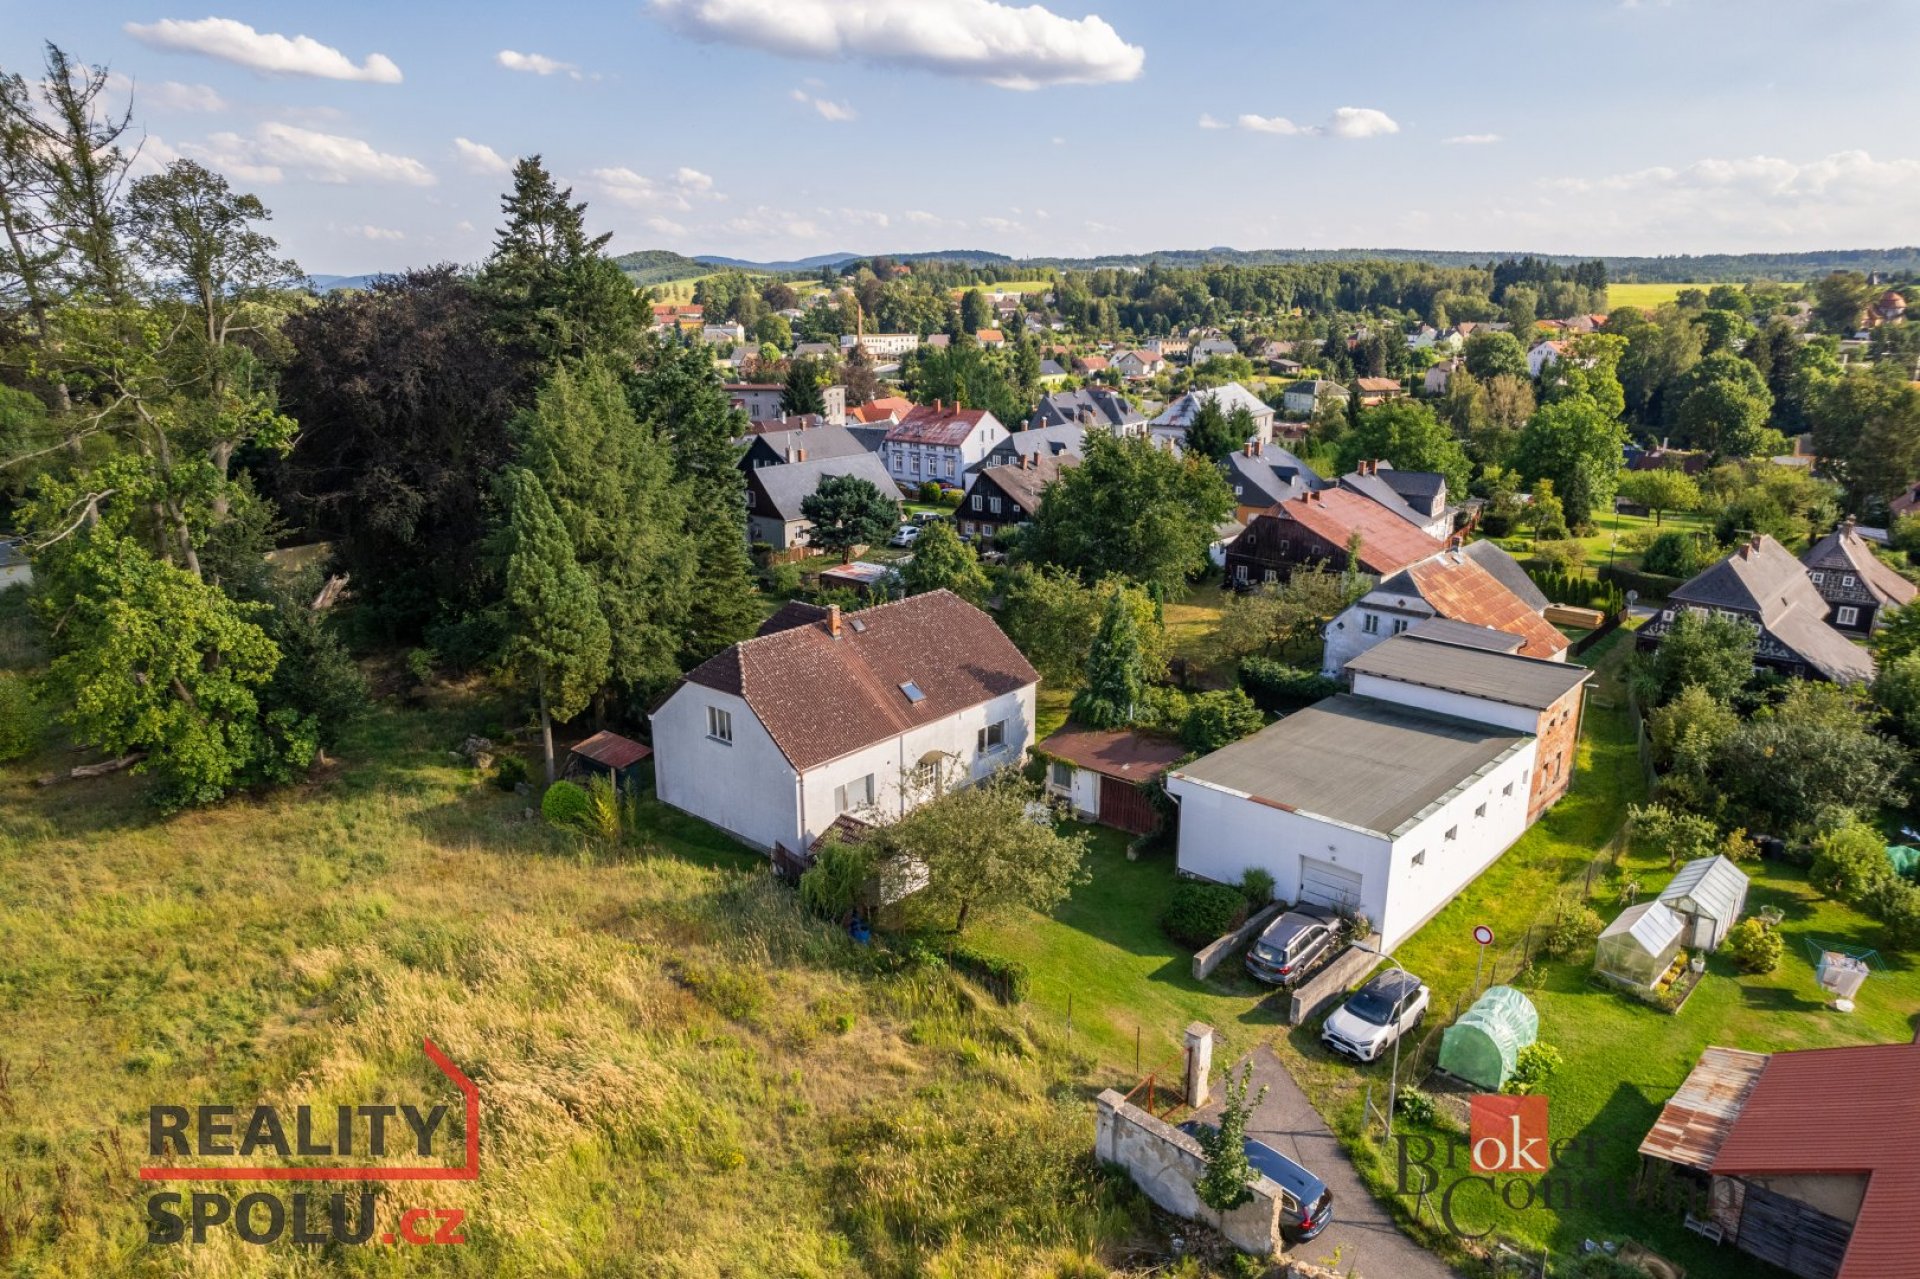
[1354,377,1403,393]
[681,590,1037,773]
[1037,723,1185,783]
[976,328,1004,343]
[848,395,914,424]
[885,403,995,447]
[1404,553,1569,660]
[1275,489,1445,576]
[1712,1038,1920,1279]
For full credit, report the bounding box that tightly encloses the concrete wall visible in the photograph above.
[1168,776,1395,936]
[650,686,800,852]
[1093,1090,1282,1256]
[1192,902,1283,982]
[1288,936,1384,1025]
[1377,744,1536,949]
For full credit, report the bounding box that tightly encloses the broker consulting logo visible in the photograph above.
[1394,1093,1624,1239]
[141,1037,478,1248]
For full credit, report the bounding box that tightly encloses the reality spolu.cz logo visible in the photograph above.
[141,1037,478,1248]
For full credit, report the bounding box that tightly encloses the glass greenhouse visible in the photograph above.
[1595,901,1686,990]
[1437,984,1540,1090]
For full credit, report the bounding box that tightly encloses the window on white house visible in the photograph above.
[1838,606,1860,627]
[1411,850,1425,866]
[1503,781,1514,797]
[1363,613,1380,634]
[1445,825,1458,841]
[1475,802,1487,818]
[1050,761,1072,789]
[835,773,875,814]
[1392,618,1408,634]
[707,706,733,744]
[978,720,1007,754]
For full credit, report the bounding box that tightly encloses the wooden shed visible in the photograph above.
[1037,723,1184,836]
[566,731,652,792]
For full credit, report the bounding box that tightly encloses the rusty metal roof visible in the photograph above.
[1037,723,1186,783]
[1269,489,1445,576]
[1711,1038,1920,1278]
[1640,1046,1769,1172]
[1402,552,1569,660]
[569,731,652,771]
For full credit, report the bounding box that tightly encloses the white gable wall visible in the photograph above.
[1349,672,1540,735]
[650,685,800,852]
[1376,744,1535,949]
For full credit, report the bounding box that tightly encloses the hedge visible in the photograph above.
[1598,563,1689,601]
[1238,656,1339,714]
[1522,567,1626,611]
[1161,881,1249,949]
[947,941,1030,1004]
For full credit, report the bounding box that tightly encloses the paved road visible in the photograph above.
[1196,1046,1457,1279]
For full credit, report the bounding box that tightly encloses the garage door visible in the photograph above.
[1298,856,1363,913]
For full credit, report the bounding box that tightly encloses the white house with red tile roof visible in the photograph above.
[1528,339,1568,378]
[649,591,1038,858]
[880,401,1009,488]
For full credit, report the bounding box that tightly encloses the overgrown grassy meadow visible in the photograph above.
[0,688,1166,1278]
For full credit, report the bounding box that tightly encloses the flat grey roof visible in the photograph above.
[1172,694,1532,839]
[1403,618,1525,654]
[1346,635,1591,711]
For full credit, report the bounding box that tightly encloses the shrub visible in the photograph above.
[1503,1042,1563,1095]
[918,481,941,503]
[1642,530,1709,578]
[1542,903,1604,959]
[540,779,591,830]
[947,942,1031,1003]
[1877,880,1920,950]
[1810,820,1895,902]
[1724,918,1781,973]
[1238,656,1339,713]
[1179,688,1264,753]
[1133,683,1192,733]
[404,647,437,686]
[0,671,39,762]
[1532,539,1588,571]
[582,775,624,842]
[1239,866,1276,907]
[799,837,877,921]
[491,753,530,791]
[1394,1088,1436,1125]
[1161,881,1249,948]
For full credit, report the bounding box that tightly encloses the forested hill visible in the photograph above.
[674,245,1920,283]
[611,249,709,284]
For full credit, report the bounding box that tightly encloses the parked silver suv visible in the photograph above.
[1244,905,1341,987]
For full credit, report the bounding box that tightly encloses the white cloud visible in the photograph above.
[649,0,1145,90]
[124,18,402,83]
[1051,135,1066,145]
[104,72,226,113]
[1219,107,1400,139]
[644,215,689,237]
[1327,107,1399,139]
[588,165,722,212]
[1236,113,1305,136]
[790,88,857,121]
[1444,133,1503,145]
[903,209,943,225]
[346,224,404,241]
[496,50,585,79]
[453,137,512,175]
[187,123,435,185]
[1533,149,1920,251]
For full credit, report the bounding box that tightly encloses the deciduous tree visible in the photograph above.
[801,473,897,563]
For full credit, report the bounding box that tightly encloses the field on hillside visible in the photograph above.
[0,687,1168,1278]
[648,272,760,302]
[1607,282,1700,310]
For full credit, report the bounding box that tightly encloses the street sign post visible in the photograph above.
[1472,925,1494,995]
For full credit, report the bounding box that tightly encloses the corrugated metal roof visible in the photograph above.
[1347,634,1590,711]
[1170,694,1531,839]
[1405,553,1570,660]
[1639,1046,1770,1172]
[1712,1039,1920,1279]
[1659,855,1750,923]
[569,731,652,770]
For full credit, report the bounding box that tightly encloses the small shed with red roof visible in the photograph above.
[1037,723,1186,834]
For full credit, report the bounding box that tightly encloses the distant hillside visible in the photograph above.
[611,249,710,285]
[673,245,1920,283]
[306,273,384,293]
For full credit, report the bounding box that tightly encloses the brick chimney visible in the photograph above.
[1243,442,1253,457]
[934,398,943,412]
[827,604,842,638]
[796,447,807,462]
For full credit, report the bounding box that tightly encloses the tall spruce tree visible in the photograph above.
[627,337,763,663]
[1071,591,1145,728]
[497,467,611,782]
[514,355,692,704]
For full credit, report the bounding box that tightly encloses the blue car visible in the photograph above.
[1177,1120,1334,1241]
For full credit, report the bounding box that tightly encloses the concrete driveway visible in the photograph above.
[1196,1046,1457,1279]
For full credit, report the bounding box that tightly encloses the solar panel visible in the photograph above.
[899,680,925,703]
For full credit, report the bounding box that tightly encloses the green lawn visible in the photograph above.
[973,639,1917,1276]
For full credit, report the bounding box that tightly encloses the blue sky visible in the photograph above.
[10,1,1919,273]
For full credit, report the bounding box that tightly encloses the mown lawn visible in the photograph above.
[977,638,1918,1277]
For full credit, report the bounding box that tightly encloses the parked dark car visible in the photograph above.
[1245,906,1341,986]
[1177,1120,1333,1241]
